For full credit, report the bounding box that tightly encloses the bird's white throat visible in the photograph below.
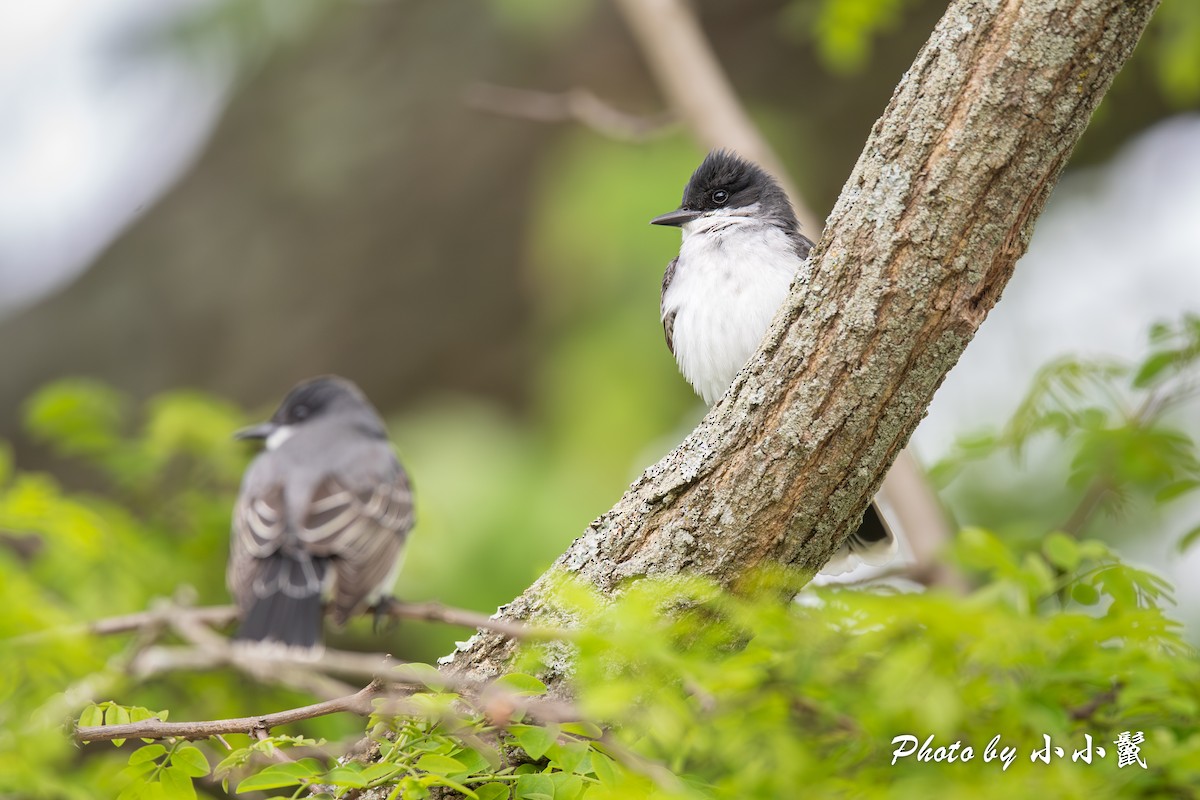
[663,220,805,405]
[266,425,296,451]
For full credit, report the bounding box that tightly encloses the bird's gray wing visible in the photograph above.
[228,482,287,609]
[661,256,678,356]
[300,461,414,624]
[794,231,815,260]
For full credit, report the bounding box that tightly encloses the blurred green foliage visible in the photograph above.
[933,315,1200,559]
[785,0,1200,106]
[542,558,1199,799]
[153,0,1200,107]
[80,542,1200,799]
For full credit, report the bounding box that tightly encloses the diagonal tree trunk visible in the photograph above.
[441,0,1161,680]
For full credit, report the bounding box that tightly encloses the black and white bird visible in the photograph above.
[652,149,895,575]
[227,376,413,651]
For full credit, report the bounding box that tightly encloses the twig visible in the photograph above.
[883,451,967,592]
[376,598,565,642]
[1068,682,1122,721]
[75,682,388,743]
[0,531,44,562]
[130,645,364,698]
[91,605,238,637]
[1060,478,1116,538]
[74,667,583,745]
[465,84,676,142]
[1059,391,1161,539]
[16,597,559,649]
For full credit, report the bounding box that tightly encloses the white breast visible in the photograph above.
[662,222,805,405]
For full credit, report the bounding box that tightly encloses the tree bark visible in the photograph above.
[441,0,1160,680]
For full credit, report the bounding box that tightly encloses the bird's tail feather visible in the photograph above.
[234,554,325,652]
[821,500,898,576]
[235,590,324,651]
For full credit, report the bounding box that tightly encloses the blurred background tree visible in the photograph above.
[1,0,1198,797]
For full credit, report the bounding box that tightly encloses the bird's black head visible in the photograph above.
[650,150,797,233]
[271,376,369,426]
[235,376,384,443]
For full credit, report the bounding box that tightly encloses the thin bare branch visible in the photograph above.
[75,682,387,743]
[465,84,676,142]
[0,531,44,562]
[91,604,238,637]
[15,597,556,649]
[376,598,566,641]
[74,668,583,745]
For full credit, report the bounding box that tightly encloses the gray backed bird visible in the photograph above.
[228,375,413,650]
[652,150,895,575]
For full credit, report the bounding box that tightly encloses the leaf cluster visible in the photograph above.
[932,315,1200,553]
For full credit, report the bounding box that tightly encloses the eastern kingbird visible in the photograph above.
[652,149,895,575]
[227,376,414,650]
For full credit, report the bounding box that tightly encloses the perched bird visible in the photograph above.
[227,376,413,650]
[652,149,895,574]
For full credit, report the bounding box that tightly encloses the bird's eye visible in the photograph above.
[712,189,729,205]
[292,405,310,422]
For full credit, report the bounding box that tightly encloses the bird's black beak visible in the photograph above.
[650,208,703,227]
[234,422,276,441]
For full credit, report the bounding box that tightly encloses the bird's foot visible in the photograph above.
[372,595,401,635]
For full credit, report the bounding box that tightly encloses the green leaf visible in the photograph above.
[212,748,252,779]
[473,784,511,800]
[23,379,127,457]
[549,773,584,800]
[1158,479,1200,504]
[128,745,166,766]
[235,762,316,792]
[954,527,1015,573]
[589,751,617,784]
[1177,524,1200,554]
[415,753,468,776]
[546,741,587,773]
[360,762,403,783]
[322,766,369,788]
[1133,350,1180,388]
[559,721,603,739]
[79,704,104,729]
[169,744,210,778]
[515,773,555,800]
[129,706,156,723]
[1077,539,1112,560]
[116,780,156,800]
[104,704,130,726]
[1042,532,1080,571]
[159,766,197,800]
[1096,566,1139,609]
[119,760,159,781]
[494,673,548,697]
[510,724,556,760]
[1071,583,1100,605]
[105,703,131,747]
[454,747,494,773]
[394,661,450,691]
[392,777,430,800]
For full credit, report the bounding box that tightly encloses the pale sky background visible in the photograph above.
[0,0,226,313]
[1,2,1197,604]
